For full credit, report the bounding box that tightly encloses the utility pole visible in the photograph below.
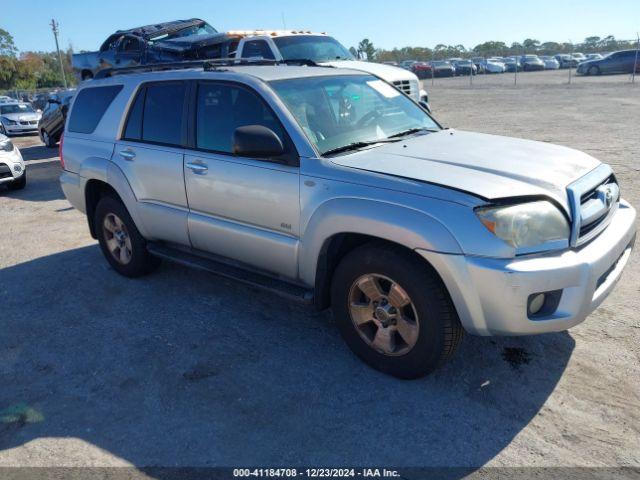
[50,19,68,89]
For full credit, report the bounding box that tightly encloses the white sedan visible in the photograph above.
[484,58,506,73]
[0,134,26,190]
[540,56,560,69]
[0,102,42,136]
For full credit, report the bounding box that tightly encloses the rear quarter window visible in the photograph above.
[67,85,123,134]
[123,82,186,146]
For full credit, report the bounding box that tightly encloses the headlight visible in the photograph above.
[475,200,569,249]
[0,138,14,152]
[1,116,17,125]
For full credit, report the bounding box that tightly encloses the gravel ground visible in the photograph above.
[0,69,638,474]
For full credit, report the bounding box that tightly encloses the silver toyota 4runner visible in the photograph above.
[59,62,636,378]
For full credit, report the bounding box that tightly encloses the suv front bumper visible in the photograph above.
[418,200,636,336]
[0,147,26,184]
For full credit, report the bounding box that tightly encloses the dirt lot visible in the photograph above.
[0,69,638,473]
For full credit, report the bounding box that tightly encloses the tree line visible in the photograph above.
[360,36,638,63]
[0,28,76,92]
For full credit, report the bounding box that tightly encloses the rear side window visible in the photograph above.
[123,88,145,140]
[123,82,186,146]
[243,40,275,60]
[68,85,122,134]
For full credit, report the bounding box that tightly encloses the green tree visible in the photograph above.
[539,42,562,54]
[358,39,376,61]
[0,28,17,57]
[0,55,19,89]
[522,38,540,51]
[472,41,508,57]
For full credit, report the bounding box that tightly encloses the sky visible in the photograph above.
[2,0,639,54]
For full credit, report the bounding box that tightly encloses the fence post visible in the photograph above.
[633,33,639,84]
[431,55,435,87]
[568,40,573,85]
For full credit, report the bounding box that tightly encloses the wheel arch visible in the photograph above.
[83,160,149,239]
[300,198,463,310]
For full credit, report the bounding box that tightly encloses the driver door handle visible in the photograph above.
[119,149,136,161]
[186,161,208,174]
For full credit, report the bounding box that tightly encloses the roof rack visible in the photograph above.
[93,58,324,79]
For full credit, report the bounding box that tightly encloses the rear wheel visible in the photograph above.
[331,244,463,379]
[94,195,160,277]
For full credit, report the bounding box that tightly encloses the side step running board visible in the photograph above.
[147,242,314,304]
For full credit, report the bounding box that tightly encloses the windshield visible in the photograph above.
[272,36,354,62]
[0,104,34,114]
[152,22,217,41]
[270,74,439,156]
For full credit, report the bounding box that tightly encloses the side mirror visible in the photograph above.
[233,125,284,158]
[419,100,431,113]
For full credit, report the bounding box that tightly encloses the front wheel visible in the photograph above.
[588,65,600,76]
[94,195,160,277]
[42,130,56,148]
[331,244,463,379]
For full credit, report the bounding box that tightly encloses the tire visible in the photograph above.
[42,129,56,148]
[588,65,600,76]
[0,124,6,135]
[7,171,26,190]
[94,195,160,278]
[331,243,463,379]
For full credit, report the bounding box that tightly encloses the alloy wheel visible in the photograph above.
[102,213,133,265]
[348,274,420,356]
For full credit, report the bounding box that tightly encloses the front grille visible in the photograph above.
[393,79,418,100]
[0,163,12,179]
[19,120,37,126]
[567,166,619,247]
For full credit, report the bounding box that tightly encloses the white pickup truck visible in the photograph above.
[227,30,429,107]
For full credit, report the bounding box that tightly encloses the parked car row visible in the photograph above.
[396,49,638,77]
[0,89,76,149]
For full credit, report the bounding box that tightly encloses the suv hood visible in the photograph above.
[331,130,600,211]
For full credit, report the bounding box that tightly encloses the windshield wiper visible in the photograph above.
[322,138,400,157]
[388,127,438,139]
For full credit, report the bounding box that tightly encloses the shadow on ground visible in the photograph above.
[0,245,575,475]
[17,144,58,162]
[0,159,63,202]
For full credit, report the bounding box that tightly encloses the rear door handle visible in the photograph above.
[186,162,208,174]
[119,149,136,161]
